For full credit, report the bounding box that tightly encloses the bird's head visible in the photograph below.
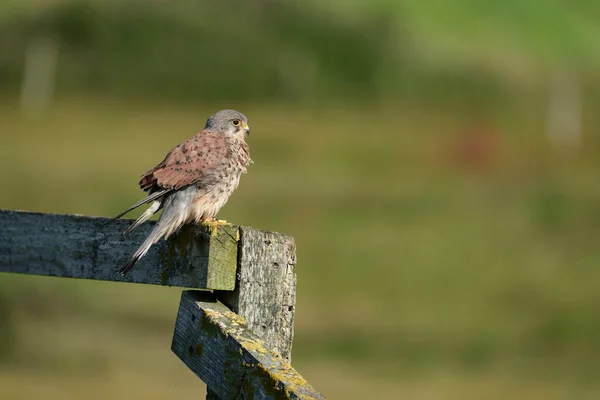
[205,109,250,138]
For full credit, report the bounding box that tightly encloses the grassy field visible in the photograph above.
[1,95,600,399]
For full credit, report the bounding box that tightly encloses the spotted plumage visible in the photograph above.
[112,109,252,275]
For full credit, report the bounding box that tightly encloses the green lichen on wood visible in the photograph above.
[201,303,324,400]
[161,224,197,276]
[157,223,238,290]
[201,312,220,339]
[199,223,238,290]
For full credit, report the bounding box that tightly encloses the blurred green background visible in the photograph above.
[2,1,600,399]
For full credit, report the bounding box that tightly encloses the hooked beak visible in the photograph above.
[243,122,250,135]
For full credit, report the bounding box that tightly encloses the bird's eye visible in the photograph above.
[232,119,241,126]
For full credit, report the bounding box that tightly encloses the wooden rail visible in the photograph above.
[0,209,324,400]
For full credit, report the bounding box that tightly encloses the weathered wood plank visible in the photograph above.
[206,227,298,399]
[216,227,297,361]
[0,209,238,290]
[171,291,324,400]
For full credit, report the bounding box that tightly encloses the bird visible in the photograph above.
[111,109,252,275]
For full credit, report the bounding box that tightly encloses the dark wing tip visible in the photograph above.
[118,255,140,276]
[106,189,170,231]
[102,209,131,229]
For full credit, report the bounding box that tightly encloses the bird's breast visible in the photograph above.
[189,167,244,222]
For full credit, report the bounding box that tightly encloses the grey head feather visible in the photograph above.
[205,109,248,132]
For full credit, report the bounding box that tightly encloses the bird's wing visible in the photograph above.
[139,129,229,192]
[107,189,169,222]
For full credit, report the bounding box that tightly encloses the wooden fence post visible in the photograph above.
[0,209,323,399]
[206,227,297,398]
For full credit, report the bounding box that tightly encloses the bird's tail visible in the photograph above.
[105,189,170,227]
[121,200,163,239]
[119,186,197,275]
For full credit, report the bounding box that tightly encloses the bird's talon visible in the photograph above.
[201,218,230,227]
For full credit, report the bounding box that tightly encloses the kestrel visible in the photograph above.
[112,109,252,275]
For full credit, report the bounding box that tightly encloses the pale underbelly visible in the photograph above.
[188,174,242,222]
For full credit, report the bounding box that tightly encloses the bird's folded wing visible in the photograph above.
[139,129,229,191]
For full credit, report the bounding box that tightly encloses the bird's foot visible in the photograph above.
[200,218,231,236]
[201,218,230,227]
[200,218,230,236]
